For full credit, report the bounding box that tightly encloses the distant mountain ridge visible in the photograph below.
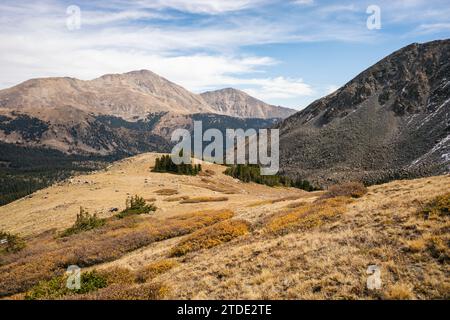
[0,70,294,120]
[278,39,450,185]
[0,70,292,156]
[201,88,295,119]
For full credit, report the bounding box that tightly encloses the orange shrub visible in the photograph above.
[170,220,250,257]
[321,182,367,199]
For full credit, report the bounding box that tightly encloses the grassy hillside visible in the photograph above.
[0,153,448,300]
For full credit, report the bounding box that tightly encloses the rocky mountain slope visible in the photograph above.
[279,39,450,185]
[0,109,278,155]
[201,88,295,119]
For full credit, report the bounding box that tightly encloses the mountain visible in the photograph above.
[0,70,215,119]
[0,70,294,120]
[201,88,295,119]
[0,70,290,156]
[278,39,450,185]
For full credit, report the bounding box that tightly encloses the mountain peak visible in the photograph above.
[201,88,295,119]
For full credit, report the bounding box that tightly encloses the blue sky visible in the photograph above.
[0,0,449,109]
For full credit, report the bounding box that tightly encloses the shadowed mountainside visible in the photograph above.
[278,39,450,185]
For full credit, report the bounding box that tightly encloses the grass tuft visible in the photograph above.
[419,192,449,219]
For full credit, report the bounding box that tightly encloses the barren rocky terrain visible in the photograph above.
[279,40,450,185]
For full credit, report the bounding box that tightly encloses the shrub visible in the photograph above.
[419,193,449,219]
[152,154,201,176]
[25,275,69,300]
[25,270,108,300]
[136,260,178,283]
[100,267,136,286]
[170,220,250,257]
[265,197,352,234]
[180,196,228,204]
[74,282,169,300]
[164,196,189,202]
[116,195,157,219]
[154,188,178,196]
[0,231,26,254]
[426,236,449,263]
[321,182,367,199]
[0,209,234,297]
[60,207,105,237]
[247,195,302,208]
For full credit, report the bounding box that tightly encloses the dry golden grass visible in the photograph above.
[384,283,414,300]
[247,195,303,208]
[154,189,179,196]
[163,196,189,202]
[418,192,449,219]
[199,169,216,177]
[136,259,178,283]
[321,182,368,199]
[1,153,449,300]
[180,196,229,204]
[285,201,308,209]
[189,177,238,194]
[170,220,250,257]
[0,209,234,297]
[265,196,353,234]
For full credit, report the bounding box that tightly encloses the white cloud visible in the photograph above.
[241,77,314,100]
[122,0,267,14]
[0,0,316,104]
[415,23,450,34]
[292,0,314,5]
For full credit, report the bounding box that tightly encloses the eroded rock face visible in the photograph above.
[279,39,450,186]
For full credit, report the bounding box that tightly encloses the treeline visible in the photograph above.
[0,143,114,206]
[152,155,202,176]
[224,164,319,192]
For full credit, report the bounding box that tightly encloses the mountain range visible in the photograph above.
[0,39,449,186]
[0,70,293,155]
